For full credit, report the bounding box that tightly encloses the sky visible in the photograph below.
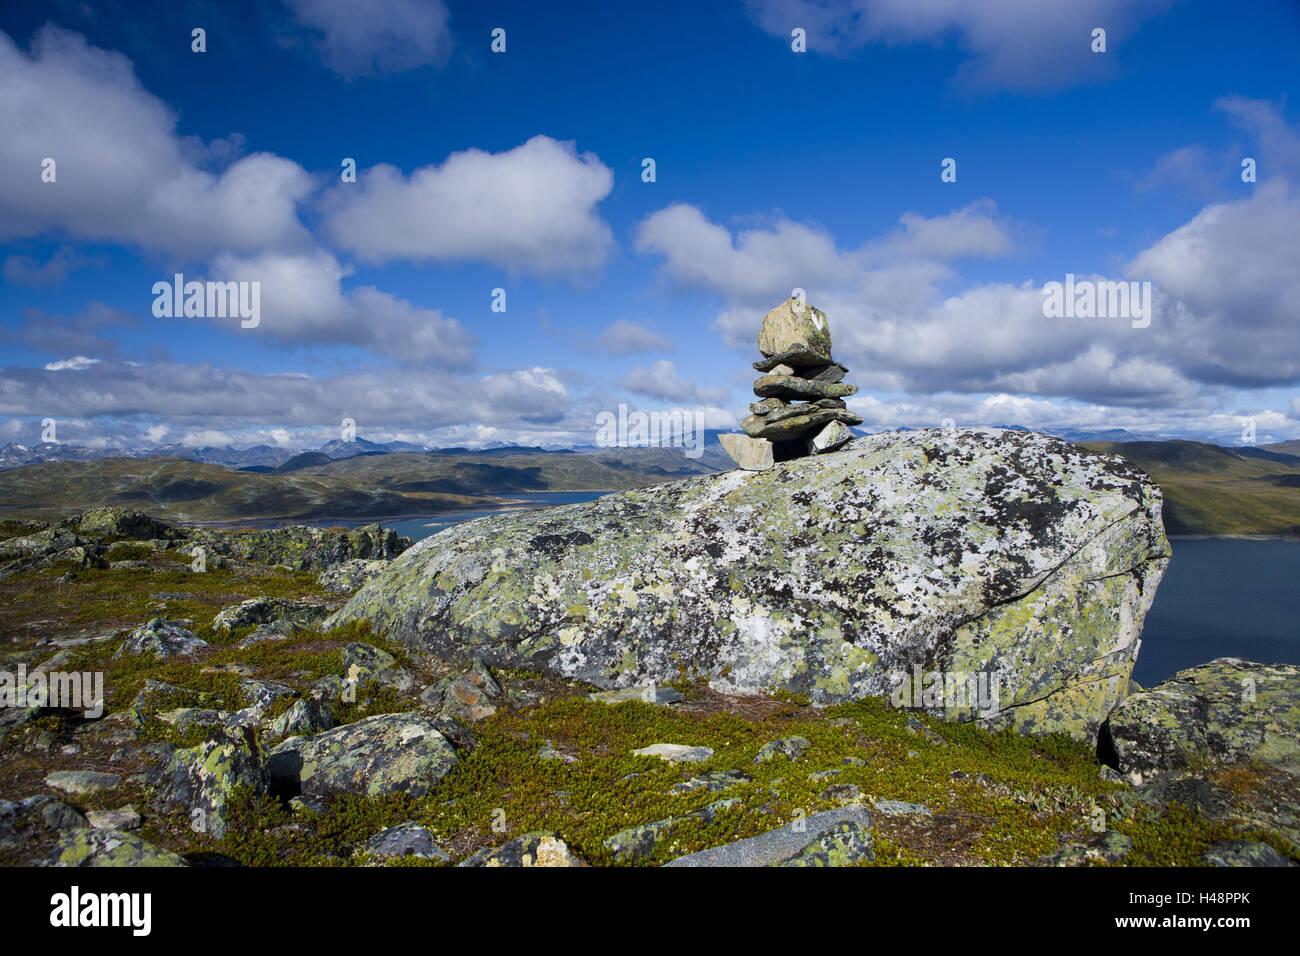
[0,0,1298,452]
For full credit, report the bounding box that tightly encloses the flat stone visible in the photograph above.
[753,347,842,372]
[45,770,121,796]
[753,374,858,402]
[114,618,207,659]
[755,736,810,763]
[47,828,187,867]
[742,407,862,441]
[669,769,752,795]
[86,806,142,831]
[718,433,773,471]
[633,743,713,763]
[665,806,873,867]
[589,685,685,706]
[873,799,931,816]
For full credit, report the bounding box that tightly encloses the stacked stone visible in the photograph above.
[719,298,863,471]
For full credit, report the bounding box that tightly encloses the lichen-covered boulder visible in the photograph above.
[188,523,410,572]
[330,428,1170,739]
[212,597,330,633]
[147,725,268,838]
[1104,658,1300,784]
[115,618,207,659]
[46,828,187,867]
[319,558,388,594]
[64,507,175,541]
[268,713,457,801]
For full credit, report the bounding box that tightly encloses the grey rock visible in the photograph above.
[1202,840,1294,867]
[809,420,853,454]
[47,828,187,867]
[873,799,931,816]
[363,822,450,862]
[318,558,388,594]
[1042,830,1133,866]
[755,736,810,763]
[752,374,858,402]
[269,699,335,739]
[429,659,501,722]
[665,806,873,867]
[633,744,713,763]
[329,428,1170,740]
[669,769,751,795]
[86,806,142,831]
[42,801,88,829]
[146,725,267,839]
[45,770,121,796]
[718,433,773,471]
[268,712,457,801]
[114,618,207,659]
[212,597,330,633]
[589,685,684,706]
[756,299,833,361]
[604,798,740,861]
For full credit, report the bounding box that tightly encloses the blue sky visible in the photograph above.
[1,0,1298,451]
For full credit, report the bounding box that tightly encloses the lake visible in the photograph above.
[1133,537,1300,686]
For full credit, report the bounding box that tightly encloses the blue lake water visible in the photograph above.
[1133,538,1300,686]
[384,491,610,541]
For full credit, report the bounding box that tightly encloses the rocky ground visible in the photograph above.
[0,507,1296,867]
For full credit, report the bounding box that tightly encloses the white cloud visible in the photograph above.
[286,0,452,77]
[743,0,1174,92]
[596,320,675,355]
[620,360,729,405]
[44,356,99,371]
[210,250,478,366]
[323,136,615,276]
[0,26,313,259]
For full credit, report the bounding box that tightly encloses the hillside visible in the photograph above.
[0,446,725,524]
[1080,440,1300,535]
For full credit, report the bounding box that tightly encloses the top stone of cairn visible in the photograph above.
[757,298,833,362]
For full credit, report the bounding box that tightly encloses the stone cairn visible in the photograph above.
[719,298,863,471]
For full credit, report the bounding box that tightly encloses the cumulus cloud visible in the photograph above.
[0,27,313,259]
[44,356,99,372]
[594,320,675,356]
[743,0,1174,92]
[620,360,729,405]
[209,250,478,367]
[323,136,616,276]
[286,0,452,77]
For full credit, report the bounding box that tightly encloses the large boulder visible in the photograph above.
[190,523,410,572]
[1104,658,1300,784]
[329,428,1170,739]
[267,713,458,801]
[147,726,268,838]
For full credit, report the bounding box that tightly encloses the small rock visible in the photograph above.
[114,618,207,659]
[429,659,501,722]
[363,822,450,862]
[755,736,810,763]
[821,784,865,805]
[718,433,773,471]
[1043,830,1133,866]
[458,831,584,867]
[538,740,577,763]
[665,806,873,867]
[669,769,751,795]
[873,799,931,816]
[45,770,122,796]
[1202,840,1294,867]
[47,828,186,867]
[633,743,713,764]
[589,684,685,706]
[269,699,335,739]
[86,807,142,831]
[42,801,88,829]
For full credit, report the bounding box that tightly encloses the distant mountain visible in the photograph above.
[1080,439,1300,536]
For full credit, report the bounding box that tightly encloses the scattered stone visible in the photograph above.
[1202,840,1294,867]
[755,736,810,763]
[319,558,388,594]
[114,618,207,659]
[147,725,267,839]
[236,621,300,648]
[213,597,330,633]
[604,798,740,861]
[269,712,457,801]
[538,740,577,763]
[86,806,142,831]
[1042,830,1133,866]
[669,769,751,795]
[363,822,450,863]
[821,784,865,804]
[269,699,335,739]
[632,743,714,764]
[809,420,853,454]
[458,831,584,867]
[47,828,187,867]
[429,659,501,722]
[589,685,685,706]
[665,806,873,867]
[45,770,121,796]
[42,801,88,829]
[1105,658,1300,784]
[873,799,931,816]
